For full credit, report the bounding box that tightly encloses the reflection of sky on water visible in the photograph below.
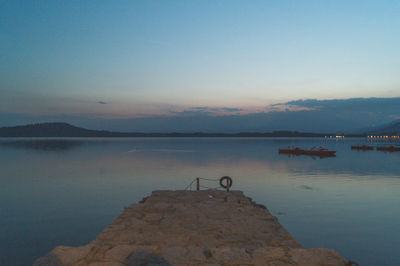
[0,138,399,265]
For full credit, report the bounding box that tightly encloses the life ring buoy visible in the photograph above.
[219,176,233,190]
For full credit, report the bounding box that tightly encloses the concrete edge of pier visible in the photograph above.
[35,190,349,266]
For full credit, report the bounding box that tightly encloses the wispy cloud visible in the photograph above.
[389,114,400,120]
[169,110,212,116]
[170,106,244,116]
[267,104,315,112]
[191,107,243,112]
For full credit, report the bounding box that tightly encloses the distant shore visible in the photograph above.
[0,122,365,138]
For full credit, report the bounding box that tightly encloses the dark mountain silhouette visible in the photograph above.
[0,122,360,137]
[0,122,127,137]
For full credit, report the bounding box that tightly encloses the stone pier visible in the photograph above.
[35,190,348,265]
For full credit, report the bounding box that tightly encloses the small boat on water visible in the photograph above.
[279,147,336,157]
[351,145,374,150]
[279,147,303,154]
[376,146,400,152]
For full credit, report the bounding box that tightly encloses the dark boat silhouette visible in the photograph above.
[351,145,374,150]
[279,147,336,157]
[376,146,400,152]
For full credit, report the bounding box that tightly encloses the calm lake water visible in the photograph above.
[1,137,399,265]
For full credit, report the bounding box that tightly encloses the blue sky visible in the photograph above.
[1,1,400,131]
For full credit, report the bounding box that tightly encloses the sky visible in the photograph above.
[1,1,400,131]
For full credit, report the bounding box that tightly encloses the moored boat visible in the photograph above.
[351,145,374,150]
[279,147,336,157]
[278,147,304,154]
[376,146,400,152]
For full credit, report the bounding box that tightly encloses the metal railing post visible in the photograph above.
[196,177,200,191]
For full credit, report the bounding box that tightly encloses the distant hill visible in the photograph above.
[0,122,127,137]
[0,122,353,137]
[368,120,400,135]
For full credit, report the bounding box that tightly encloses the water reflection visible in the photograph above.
[0,139,86,151]
[0,138,399,265]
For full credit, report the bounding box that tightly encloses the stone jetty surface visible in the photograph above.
[35,190,347,265]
